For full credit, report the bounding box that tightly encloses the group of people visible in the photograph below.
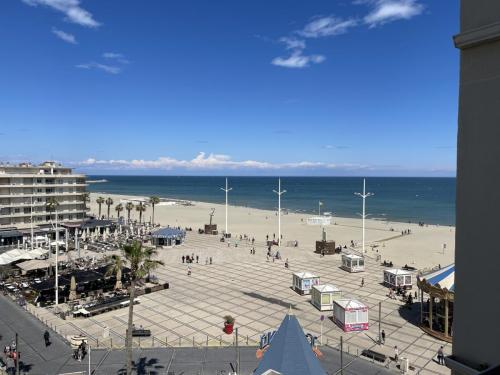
[401,229,412,235]
[182,254,199,264]
[72,340,87,362]
[3,341,18,369]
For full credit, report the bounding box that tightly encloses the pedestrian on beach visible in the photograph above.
[209,257,212,265]
[187,266,192,276]
[196,255,199,263]
[437,346,445,365]
[394,346,399,362]
[361,278,364,287]
[182,255,185,263]
[381,330,385,344]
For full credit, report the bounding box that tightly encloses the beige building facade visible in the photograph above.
[0,162,87,228]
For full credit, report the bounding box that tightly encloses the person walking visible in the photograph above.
[394,346,399,362]
[44,330,51,346]
[196,255,199,263]
[361,278,365,287]
[381,329,386,344]
[437,346,445,365]
[182,255,185,263]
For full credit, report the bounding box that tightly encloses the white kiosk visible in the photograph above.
[292,272,320,295]
[341,254,365,273]
[332,299,369,332]
[384,268,413,289]
[311,284,342,311]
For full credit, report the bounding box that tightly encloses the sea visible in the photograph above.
[87,176,456,226]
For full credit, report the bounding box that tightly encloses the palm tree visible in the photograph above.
[106,254,124,290]
[115,203,124,220]
[46,196,60,221]
[149,196,160,225]
[80,192,90,210]
[135,202,147,224]
[120,241,163,375]
[105,197,114,219]
[125,202,134,223]
[96,196,105,218]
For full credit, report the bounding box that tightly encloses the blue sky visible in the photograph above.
[0,0,459,176]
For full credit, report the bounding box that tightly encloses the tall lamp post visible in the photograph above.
[220,178,232,237]
[46,198,60,306]
[354,178,374,253]
[273,178,286,247]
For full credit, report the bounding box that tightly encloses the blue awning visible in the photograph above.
[151,227,185,239]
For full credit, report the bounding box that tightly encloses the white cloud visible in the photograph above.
[298,16,358,38]
[76,152,366,171]
[279,37,306,50]
[22,0,100,28]
[51,27,77,44]
[102,52,129,64]
[363,0,424,27]
[76,62,121,74]
[272,37,325,69]
[272,50,325,69]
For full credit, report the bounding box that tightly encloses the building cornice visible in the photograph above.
[454,21,500,49]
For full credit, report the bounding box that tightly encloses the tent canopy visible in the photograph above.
[418,264,455,292]
[16,259,53,272]
[151,227,185,239]
[253,314,327,375]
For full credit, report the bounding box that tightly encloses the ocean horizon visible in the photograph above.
[86,176,456,226]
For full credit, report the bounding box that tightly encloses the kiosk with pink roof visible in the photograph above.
[332,299,369,332]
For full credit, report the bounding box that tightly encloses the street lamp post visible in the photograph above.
[354,178,374,253]
[220,178,232,237]
[273,178,286,247]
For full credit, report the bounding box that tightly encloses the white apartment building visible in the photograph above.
[0,161,88,228]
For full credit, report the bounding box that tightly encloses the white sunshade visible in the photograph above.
[334,299,367,310]
[384,268,412,276]
[294,271,318,279]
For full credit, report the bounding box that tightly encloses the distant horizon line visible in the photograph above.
[85,174,457,178]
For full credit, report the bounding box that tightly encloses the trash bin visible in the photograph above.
[400,357,409,373]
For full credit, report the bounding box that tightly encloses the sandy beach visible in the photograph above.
[89,192,455,270]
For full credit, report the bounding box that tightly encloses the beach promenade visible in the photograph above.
[26,203,453,375]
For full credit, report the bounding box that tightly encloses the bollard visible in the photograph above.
[166,336,168,347]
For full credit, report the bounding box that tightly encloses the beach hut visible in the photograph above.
[384,268,413,289]
[292,272,320,295]
[341,254,365,273]
[310,284,342,311]
[332,299,369,332]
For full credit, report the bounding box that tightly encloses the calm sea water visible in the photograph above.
[87,176,456,225]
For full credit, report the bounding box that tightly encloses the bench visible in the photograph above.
[361,349,387,363]
[132,329,151,337]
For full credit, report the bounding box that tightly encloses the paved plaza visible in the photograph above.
[28,232,451,375]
